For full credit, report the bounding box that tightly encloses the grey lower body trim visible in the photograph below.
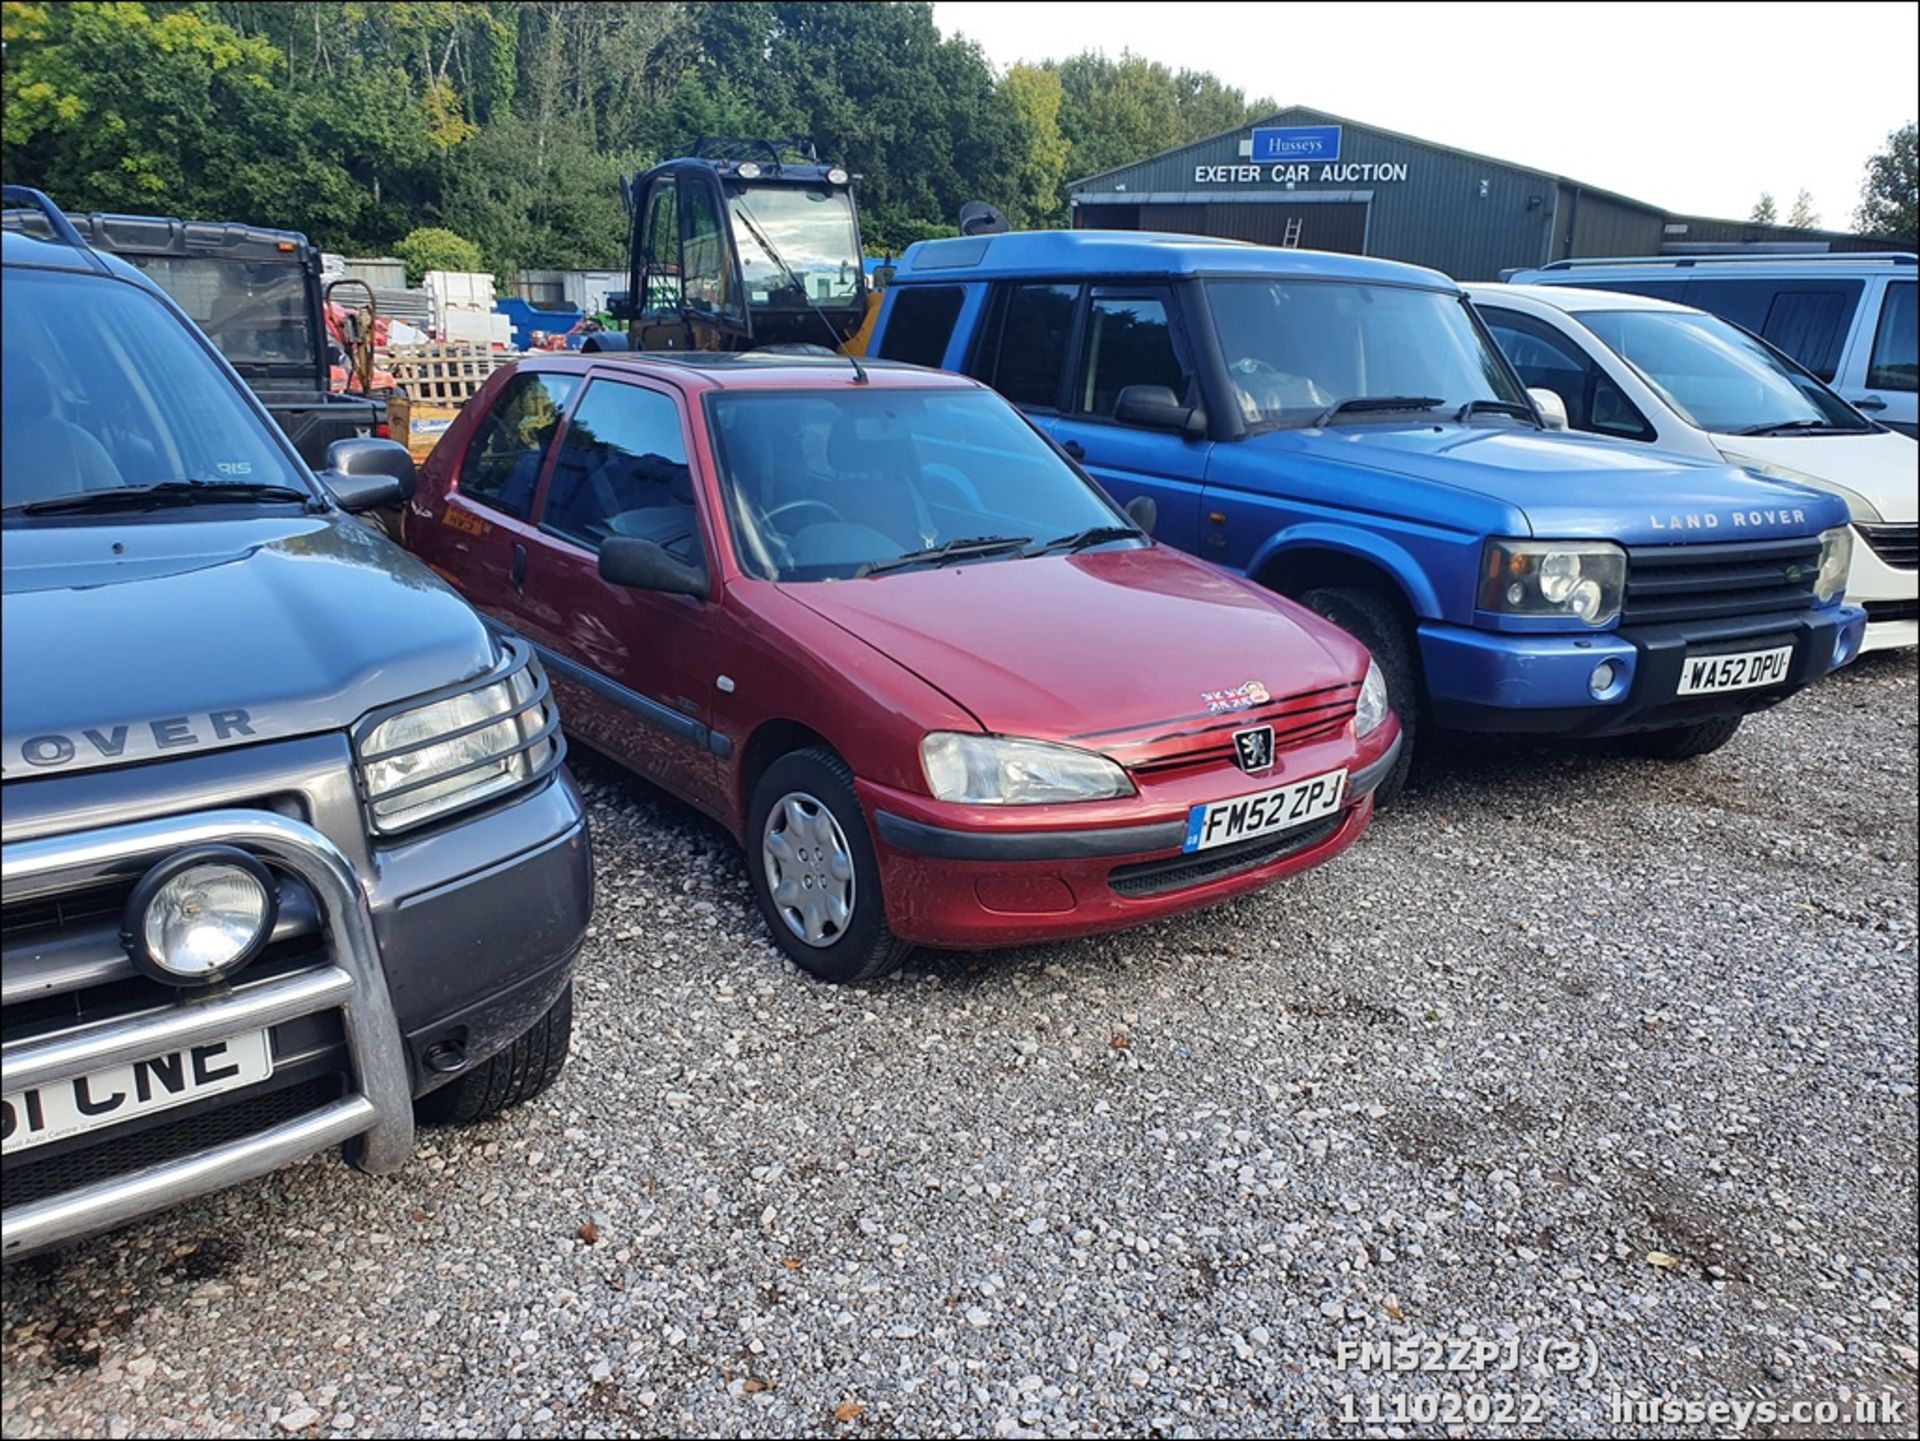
[1,808,415,1259]
[1346,731,1403,801]
[874,812,1189,863]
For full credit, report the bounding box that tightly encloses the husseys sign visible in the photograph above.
[1195,125,1410,185]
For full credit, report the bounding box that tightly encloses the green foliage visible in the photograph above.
[1785,188,1819,230]
[394,225,483,282]
[1750,191,1777,225]
[1855,122,1917,242]
[1049,51,1274,183]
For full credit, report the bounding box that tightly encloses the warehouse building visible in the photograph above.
[1067,105,1904,281]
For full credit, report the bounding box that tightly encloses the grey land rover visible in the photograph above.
[0,189,592,1258]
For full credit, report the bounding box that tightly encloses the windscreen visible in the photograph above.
[123,255,315,368]
[708,387,1127,581]
[728,186,863,311]
[1578,309,1869,434]
[2,267,311,511]
[1206,279,1526,429]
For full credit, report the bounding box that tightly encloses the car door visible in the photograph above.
[965,279,1081,443]
[430,367,582,637]
[1841,278,1917,437]
[518,373,730,815]
[1049,285,1209,553]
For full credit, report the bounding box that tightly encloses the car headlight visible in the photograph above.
[921,732,1134,805]
[1478,539,1625,626]
[123,846,278,985]
[356,642,562,833]
[1721,453,1884,523]
[1353,660,1389,738]
[1815,525,1852,604]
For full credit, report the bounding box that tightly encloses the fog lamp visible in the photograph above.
[122,846,278,985]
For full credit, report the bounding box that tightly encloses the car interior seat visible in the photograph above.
[1,350,125,506]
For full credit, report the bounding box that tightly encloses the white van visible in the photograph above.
[1504,254,1916,439]
[1469,283,1917,652]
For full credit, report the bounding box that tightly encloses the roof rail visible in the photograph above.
[1539,251,1916,270]
[1,185,90,251]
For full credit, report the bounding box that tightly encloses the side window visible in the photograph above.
[640,181,681,315]
[540,382,701,565]
[1078,295,1189,419]
[457,371,581,520]
[681,178,732,322]
[981,282,1078,410]
[1482,309,1653,441]
[1867,282,1917,392]
[1679,278,1862,381]
[877,287,965,368]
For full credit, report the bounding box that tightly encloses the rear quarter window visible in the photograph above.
[876,286,965,369]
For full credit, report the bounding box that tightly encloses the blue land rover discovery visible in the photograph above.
[872,232,1867,800]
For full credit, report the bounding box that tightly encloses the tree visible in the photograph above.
[1855,121,1917,241]
[1750,191,1778,224]
[395,226,483,282]
[1786,188,1819,229]
[1000,64,1071,228]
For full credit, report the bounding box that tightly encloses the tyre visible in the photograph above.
[1297,585,1419,807]
[414,982,572,1127]
[747,747,912,983]
[1628,713,1743,760]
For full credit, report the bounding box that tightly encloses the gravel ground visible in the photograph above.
[4,653,1915,1440]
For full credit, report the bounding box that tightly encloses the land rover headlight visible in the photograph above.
[123,847,278,984]
[921,733,1134,805]
[1478,539,1626,626]
[1814,525,1852,604]
[1354,661,1389,738]
[357,644,560,833]
[1721,452,1883,524]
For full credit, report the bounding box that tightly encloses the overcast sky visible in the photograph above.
[933,0,1917,229]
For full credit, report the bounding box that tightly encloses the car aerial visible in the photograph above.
[0,189,592,1261]
[1503,252,1917,438]
[870,231,1869,797]
[1468,283,1917,652]
[401,348,1401,983]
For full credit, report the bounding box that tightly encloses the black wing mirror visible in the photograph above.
[1114,384,1206,439]
[1124,495,1158,535]
[320,437,416,512]
[598,536,708,598]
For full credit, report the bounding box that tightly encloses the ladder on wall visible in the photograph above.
[1281,217,1303,248]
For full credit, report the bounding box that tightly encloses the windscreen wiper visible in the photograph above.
[1310,395,1444,427]
[1730,419,1842,436]
[1457,398,1541,425]
[1025,524,1142,557]
[19,479,316,516]
[856,534,1032,578]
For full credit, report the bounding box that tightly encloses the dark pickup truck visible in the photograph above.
[1,205,387,469]
[1,190,591,1258]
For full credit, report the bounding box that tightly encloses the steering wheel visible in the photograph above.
[1230,356,1280,376]
[761,498,844,532]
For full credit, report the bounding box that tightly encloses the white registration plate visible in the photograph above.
[1,1029,274,1155]
[1675,645,1793,697]
[1183,768,1348,854]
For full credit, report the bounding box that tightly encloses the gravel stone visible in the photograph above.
[1,656,1914,1437]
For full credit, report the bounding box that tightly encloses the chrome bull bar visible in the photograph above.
[2,809,414,1258]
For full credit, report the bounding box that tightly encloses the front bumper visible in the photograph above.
[1419,605,1867,736]
[1848,530,1918,652]
[861,725,1397,949]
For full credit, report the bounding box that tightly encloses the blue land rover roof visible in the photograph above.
[891,230,1455,290]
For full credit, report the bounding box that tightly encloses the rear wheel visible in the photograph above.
[1298,586,1419,807]
[748,747,912,983]
[415,983,572,1127]
[1628,713,1743,760]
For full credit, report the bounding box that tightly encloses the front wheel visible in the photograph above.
[1297,586,1419,807]
[414,982,572,1127]
[748,748,912,983]
[1628,713,1743,760]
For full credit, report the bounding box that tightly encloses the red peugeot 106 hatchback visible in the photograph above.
[405,352,1400,982]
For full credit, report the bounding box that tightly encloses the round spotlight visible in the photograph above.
[826,167,849,185]
[123,846,278,986]
[1589,660,1620,698]
[736,162,763,180]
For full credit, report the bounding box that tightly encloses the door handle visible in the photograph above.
[510,542,527,589]
[1852,395,1888,412]
[1061,440,1086,460]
